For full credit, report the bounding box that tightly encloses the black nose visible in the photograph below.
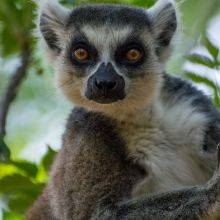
[94,78,116,90]
[85,63,126,104]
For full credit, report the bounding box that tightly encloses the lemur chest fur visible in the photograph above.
[117,97,212,196]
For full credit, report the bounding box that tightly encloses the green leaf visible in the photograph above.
[61,0,75,5]
[0,136,11,162]
[0,0,36,57]
[8,193,36,214]
[186,72,220,107]
[10,161,38,178]
[214,89,220,107]
[186,54,216,68]
[186,72,216,87]
[41,146,56,173]
[204,36,219,60]
[3,212,23,220]
[130,0,155,7]
[0,174,44,195]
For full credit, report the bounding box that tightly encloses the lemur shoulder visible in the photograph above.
[27,0,220,219]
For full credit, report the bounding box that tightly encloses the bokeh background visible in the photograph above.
[0,0,220,219]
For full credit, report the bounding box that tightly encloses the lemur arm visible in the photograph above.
[27,108,145,220]
[92,150,220,220]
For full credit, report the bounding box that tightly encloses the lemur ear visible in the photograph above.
[38,0,70,53]
[148,0,177,53]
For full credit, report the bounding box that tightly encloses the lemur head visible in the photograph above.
[39,0,177,117]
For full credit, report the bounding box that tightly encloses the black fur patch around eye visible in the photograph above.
[69,35,98,67]
[115,36,147,68]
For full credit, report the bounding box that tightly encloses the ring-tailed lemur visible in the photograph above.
[27,0,220,219]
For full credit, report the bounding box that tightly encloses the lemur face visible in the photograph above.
[39,0,177,115]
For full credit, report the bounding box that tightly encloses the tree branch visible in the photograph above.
[0,46,31,137]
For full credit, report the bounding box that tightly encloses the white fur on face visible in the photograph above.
[38,1,177,120]
[81,25,132,64]
[50,21,161,120]
[80,25,134,101]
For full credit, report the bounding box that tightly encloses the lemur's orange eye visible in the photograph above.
[125,49,142,62]
[74,48,89,61]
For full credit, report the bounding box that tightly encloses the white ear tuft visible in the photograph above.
[148,0,178,56]
[37,0,70,52]
[148,0,176,17]
[38,0,70,25]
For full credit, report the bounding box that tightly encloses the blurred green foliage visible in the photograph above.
[74,0,155,7]
[185,36,220,107]
[0,137,10,162]
[0,147,56,219]
[0,0,35,57]
[0,0,220,219]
